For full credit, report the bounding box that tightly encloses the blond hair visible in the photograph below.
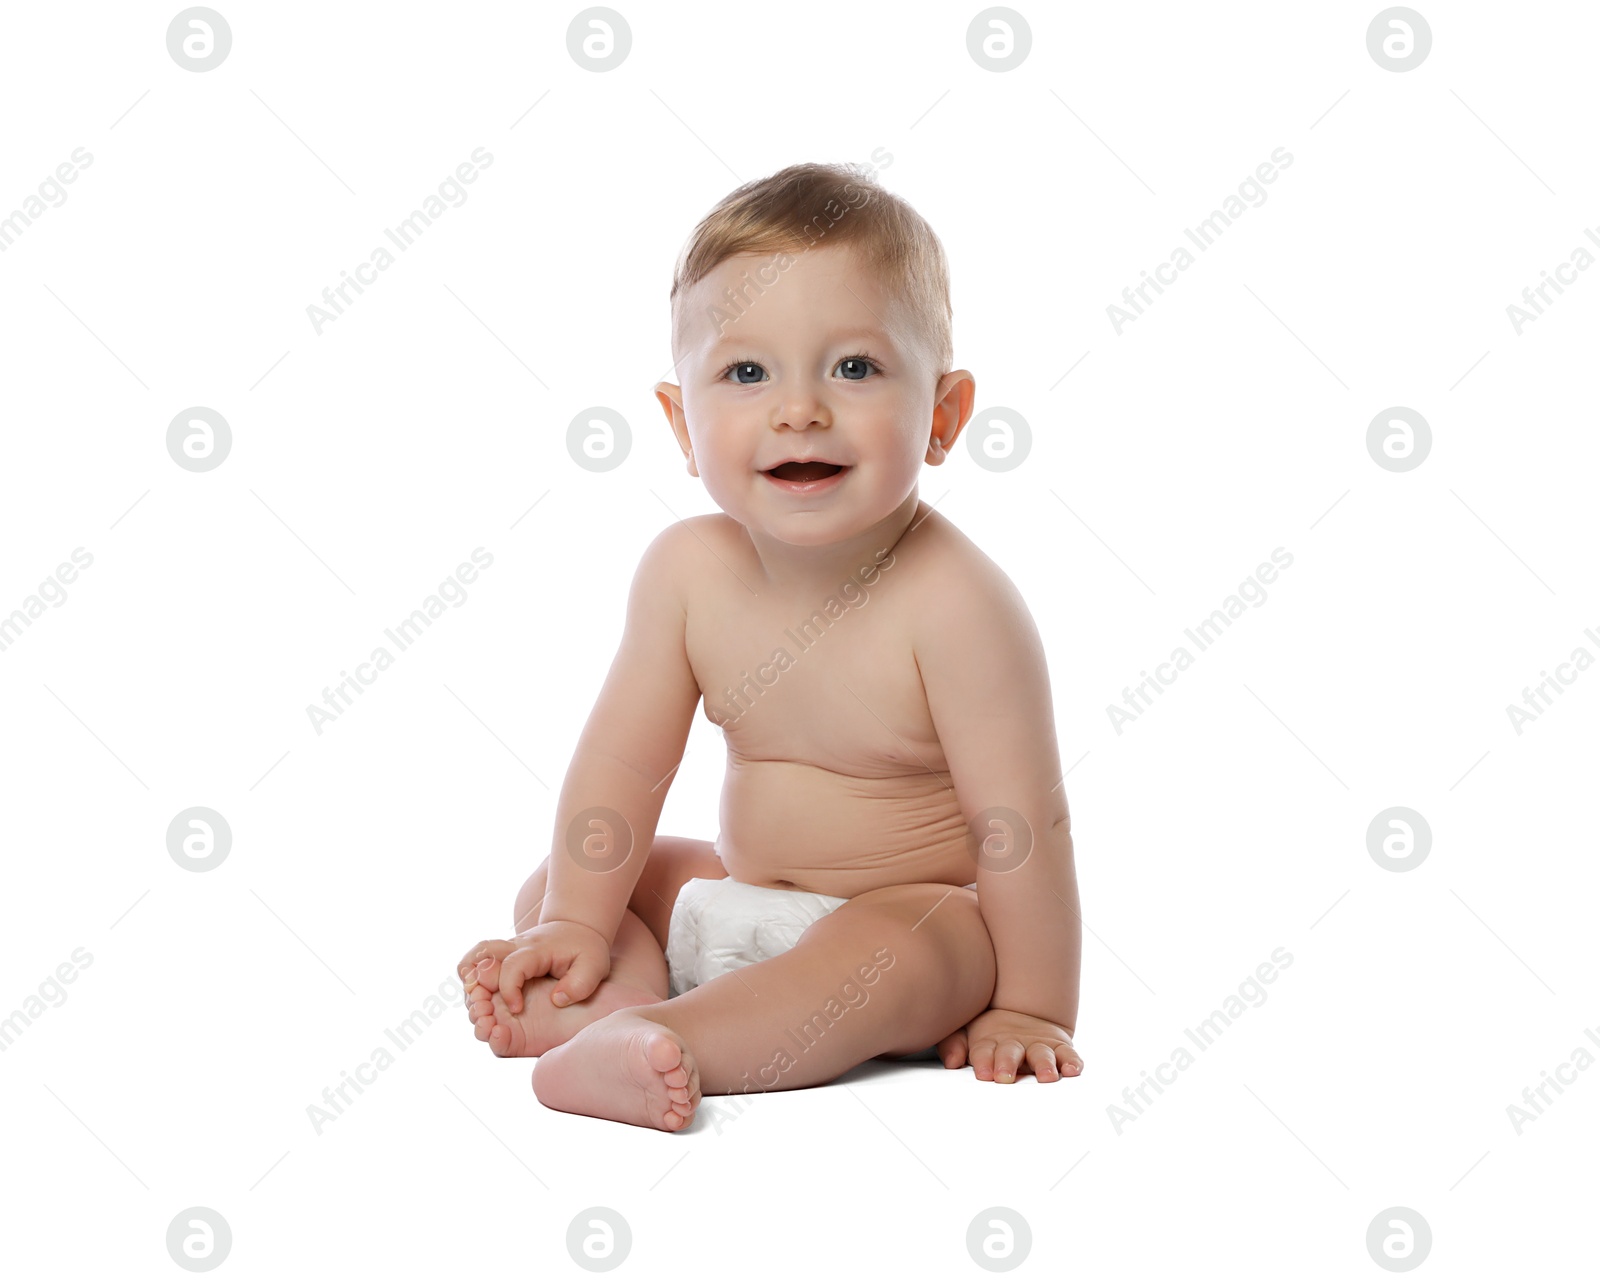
[668,161,953,381]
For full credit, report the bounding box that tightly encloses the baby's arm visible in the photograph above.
[917,558,1083,1079]
[511,525,701,995]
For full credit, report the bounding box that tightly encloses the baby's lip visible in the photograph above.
[759,456,847,471]
[762,459,848,482]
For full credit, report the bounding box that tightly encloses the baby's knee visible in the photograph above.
[837,884,992,988]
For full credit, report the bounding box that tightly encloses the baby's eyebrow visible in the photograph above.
[703,327,894,357]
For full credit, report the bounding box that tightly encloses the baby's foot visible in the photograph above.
[468,963,661,1058]
[532,1010,700,1131]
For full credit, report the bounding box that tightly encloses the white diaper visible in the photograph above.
[665,877,849,999]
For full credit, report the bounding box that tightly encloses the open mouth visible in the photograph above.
[764,461,845,482]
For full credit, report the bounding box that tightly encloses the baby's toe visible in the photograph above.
[1026,1044,1059,1081]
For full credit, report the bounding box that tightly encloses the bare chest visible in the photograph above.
[685,576,947,776]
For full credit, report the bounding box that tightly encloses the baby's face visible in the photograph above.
[658,242,961,549]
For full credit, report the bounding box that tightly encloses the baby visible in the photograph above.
[458,161,1083,1130]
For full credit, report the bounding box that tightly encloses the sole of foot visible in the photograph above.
[532,1011,700,1131]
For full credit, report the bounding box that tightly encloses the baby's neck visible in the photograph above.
[743,491,923,591]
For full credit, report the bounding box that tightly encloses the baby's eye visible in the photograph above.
[723,361,766,384]
[835,356,876,381]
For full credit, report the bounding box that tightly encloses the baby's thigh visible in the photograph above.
[628,835,727,950]
[813,883,996,1049]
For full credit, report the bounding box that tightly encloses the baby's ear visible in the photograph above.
[654,380,696,475]
[653,380,682,424]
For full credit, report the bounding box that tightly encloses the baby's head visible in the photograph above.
[655,161,974,549]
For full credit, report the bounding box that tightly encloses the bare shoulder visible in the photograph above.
[637,513,747,589]
[898,506,1037,640]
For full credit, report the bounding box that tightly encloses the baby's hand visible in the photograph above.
[483,920,614,1013]
[458,934,526,1007]
[938,1008,1083,1083]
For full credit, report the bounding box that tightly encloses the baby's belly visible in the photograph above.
[715,755,975,898]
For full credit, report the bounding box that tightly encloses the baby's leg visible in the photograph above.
[465,908,666,1056]
[532,882,996,1129]
[461,835,726,1056]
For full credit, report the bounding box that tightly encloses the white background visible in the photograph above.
[1,1,1595,1275]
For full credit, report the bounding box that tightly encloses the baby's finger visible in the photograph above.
[992,1039,1027,1083]
[458,938,516,984]
[1057,1040,1085,1077]
[473,954,504,994]
[498,946,550,1012]
[550,951,607,1007]
[1026,1042,1059,1082]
